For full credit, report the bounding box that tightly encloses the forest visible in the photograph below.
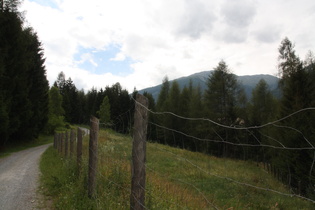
[1,0,315,199]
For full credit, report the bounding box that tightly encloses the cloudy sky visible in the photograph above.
[20,0,315,92]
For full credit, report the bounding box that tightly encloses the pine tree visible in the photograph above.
[248,79,277,160]
[249,79,276,126]
[156,76,170,111]
[0,2,49,143]
[143,92,157,141]
[204,60,241,157]
[23,28,49,138]
[97,96,111,127]
[155,76,170,144]
[165,81,181,146]
[275,38,315,196]
[188,85,204,152]
[45,86,65,134]
[278,37,301,88]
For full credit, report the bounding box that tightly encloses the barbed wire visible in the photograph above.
[149,121,315,150]
[132,96,315,131]
[56,103,315,208]
[131,136,218,209]
[153,145,315,204]
[85,125,194,209]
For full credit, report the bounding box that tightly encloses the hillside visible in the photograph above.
[40,129,313,209]
[139,71,280,100]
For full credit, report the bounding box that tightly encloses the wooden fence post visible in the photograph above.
[130,94,149,210]
[88,116,99,198]
[77,128,83,174]
[57,133,60,153]
[70,129,75,158]
[54,132,57,149]
[65,131,68,158]
[60,133,64,155]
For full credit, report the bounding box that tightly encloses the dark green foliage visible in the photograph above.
[246,79,278,161]
[278,37,301,84]
[156,76,170,111]
[103,83,132,133]
[155,77,170,144]
[143,91,157,141]
[249,79,276,126]
[54,79,134,135]
[97,96,111,127]
[54,72,83,124]
[204,60,244,157]
[0,2,49,147]
[272,38,315,197]
[139,71,279,101]
[44,87,65,134]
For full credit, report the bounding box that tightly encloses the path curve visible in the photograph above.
[0,144,51,210]
[79,127,90,136]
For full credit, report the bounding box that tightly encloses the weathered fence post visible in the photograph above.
[60,133,64,155]
[54,132,57,149]
[57,133,61,153]
[88,116,99,198]
[65,131,68,157]
[130,94,149,210]
[77,128,83,174]
[70,129,75,158]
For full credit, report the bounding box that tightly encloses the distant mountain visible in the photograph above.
[138,71,280,101]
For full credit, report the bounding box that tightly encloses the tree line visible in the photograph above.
[48,37,315,198]
[0,0,49,148]
[149,38,315,198]
[46,71,134,135]
[1,0,315,199]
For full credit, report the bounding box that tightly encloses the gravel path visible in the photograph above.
[79,127,90,136]
[0,144,51,210]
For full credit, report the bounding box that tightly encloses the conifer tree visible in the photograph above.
[0,1,49,143]
[275,37,315,196]
[97,96,111,127]
[205,60,241,157]
[45,86,65,134]
[155,76,170,144]
[165,81,181,146]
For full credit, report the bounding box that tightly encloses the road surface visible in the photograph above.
[0,144,51,210]
[79,127,90,136]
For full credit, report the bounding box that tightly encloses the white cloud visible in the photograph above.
[20,0,315,93]
[110,52,126,61]
[78,53,98,67]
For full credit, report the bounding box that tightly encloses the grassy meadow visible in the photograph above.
[39,129,314,209]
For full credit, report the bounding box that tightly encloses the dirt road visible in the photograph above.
[0,144,51,210]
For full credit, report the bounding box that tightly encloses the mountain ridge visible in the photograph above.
[138,71,280,101]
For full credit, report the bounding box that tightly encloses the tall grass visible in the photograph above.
[40,129,314,209]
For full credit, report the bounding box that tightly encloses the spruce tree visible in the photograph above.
[45,86,65,134]
[97,96,111,127]
[0,2,49,143]
[204,60,241,157]
[276,38,315,196]
[155,76,170,144]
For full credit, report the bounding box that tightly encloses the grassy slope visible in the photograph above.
[40,130,314,209]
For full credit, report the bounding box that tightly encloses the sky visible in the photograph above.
[20,0,315,92]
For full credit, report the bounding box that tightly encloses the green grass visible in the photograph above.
[39,129,315,209]
[0,135,53,158]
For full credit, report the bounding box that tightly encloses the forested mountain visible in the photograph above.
[139,71,279,100]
